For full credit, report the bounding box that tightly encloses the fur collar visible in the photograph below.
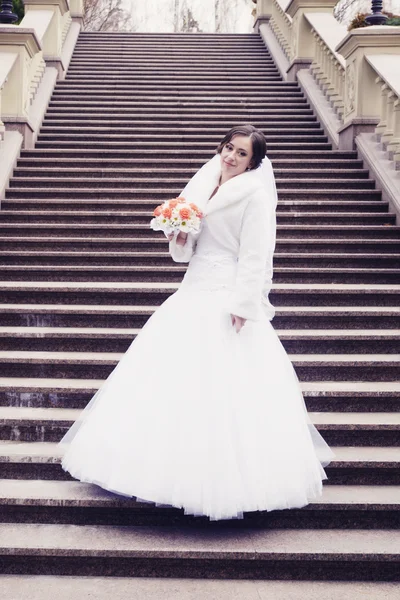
[181,154,268,217]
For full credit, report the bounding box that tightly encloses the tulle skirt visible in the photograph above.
[60,286,334,520]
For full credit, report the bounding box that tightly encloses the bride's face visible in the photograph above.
[220,135,253,181]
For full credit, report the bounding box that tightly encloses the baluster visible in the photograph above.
[388,99,400,166]
[375,81,389,141]
[381,91,395,149]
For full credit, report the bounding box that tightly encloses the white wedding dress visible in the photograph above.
[61,217,334,520]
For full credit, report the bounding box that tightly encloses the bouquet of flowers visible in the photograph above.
[150,196,203,237]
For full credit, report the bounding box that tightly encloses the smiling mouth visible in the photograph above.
[223,160,235,167]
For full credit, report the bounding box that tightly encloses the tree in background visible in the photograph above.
[83,0,134,31]
[12,0,25,23]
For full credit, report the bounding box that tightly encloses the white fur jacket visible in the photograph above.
[168,153,278,322]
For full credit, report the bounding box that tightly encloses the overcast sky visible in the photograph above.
[124,0,255,33]
[122,0,400,32]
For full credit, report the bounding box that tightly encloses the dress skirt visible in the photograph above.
[60,255,334,520]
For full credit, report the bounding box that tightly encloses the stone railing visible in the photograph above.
[305,12,346,121]
[0,26,43,144]
[0,0,84,199]
[254,0,400,216]
[366,55,400,165]
[255,2,400,156]
[0,0,83,150]
[270,0,292,62]
[336,27,400,165]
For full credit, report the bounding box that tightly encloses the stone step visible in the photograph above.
[0,265,398,284]
[2,200,385,214]
[36,122,323,132]
[53,83,298,92]
[34,140,333,150]
[3,223,395,240]
[69,48,271,55]
[51,89,309,100]
[1,235,398,253]
[52,89,305,98]
[2,441,399,485]
[46,105,314,114]
[0,281,397,306]
[40,122,322,131]
[68,49,272,56]
[12,167,370,180]
[0,211,391,228]
[12,175,375,190]
[6,189,383,202]
[0,479,399,528]
[1,576,399,600]
[67,61,279,69]
[0,326,397,354]
[66,63,277,71]
[0,352,397,385]
[43,116,318,126]
[66,74,283,82]
[0,523,398,580]
[0,378,398,412]
[17,157,365,170]
[0,303,397,328]
[35,133,329,144]
[48,97,309,106]
[0,251,397,269]
[67,55,277,63]
[20,148,357,160]
[0,210,390,225]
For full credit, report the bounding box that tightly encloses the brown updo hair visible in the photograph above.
[216,124,267,170]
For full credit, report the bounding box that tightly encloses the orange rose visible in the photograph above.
[153,206,162,217]
[176,196,186,203]
[169,200,179,208]
[180,207,191,220]
[162,208,172,218]
[189,203,202,217]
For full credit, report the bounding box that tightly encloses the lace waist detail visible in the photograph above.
[181,252,238,292]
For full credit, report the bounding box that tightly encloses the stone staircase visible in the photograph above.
[0,31,399,593]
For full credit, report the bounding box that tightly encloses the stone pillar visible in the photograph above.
[285,0,337,81]
[335,26,400,150]
[0,26,42,146]
[69,0,84,27]
[21,0,70,79]
[254,0,273,32]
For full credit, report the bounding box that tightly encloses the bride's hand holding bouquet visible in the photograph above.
[150,197,203,245]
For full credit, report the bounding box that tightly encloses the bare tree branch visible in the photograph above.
[83,0,134,32]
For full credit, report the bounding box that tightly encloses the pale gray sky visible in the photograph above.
[124,0,255,33]
[123,0,400,32]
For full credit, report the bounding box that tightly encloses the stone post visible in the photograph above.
[69,0,84,27]
[0,26,42,146]
[21,0,71,79]
[335,26,400,150]
[285,0,337,81]
[254,0,273,32]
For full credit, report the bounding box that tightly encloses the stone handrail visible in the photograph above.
[270,0,292,62]
[255,0,400,218]
[0,0,83,151]
[365,54,400,164]
[0,26,43,132]
[305,13,346,120]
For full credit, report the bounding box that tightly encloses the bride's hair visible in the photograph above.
[216,125,267,169]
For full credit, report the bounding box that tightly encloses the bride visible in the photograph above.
[60,124,334,521]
